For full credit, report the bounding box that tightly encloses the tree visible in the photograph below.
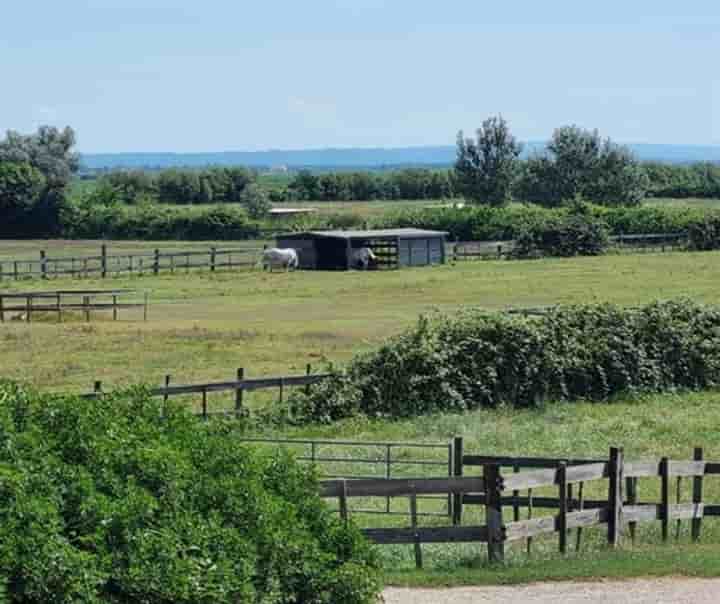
[0,125,79,190]
[454,116,523,206]
[516,126,647,207]
[0,161,45,214]
[288,170,320,200]
[0,126,79,236]
[240,183,272,218]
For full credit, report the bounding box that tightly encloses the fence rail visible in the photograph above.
[83,365,331,418]
[319,442,719,568]
[452,232,690,261]
[0,289,148,322]
[0,244,263,281]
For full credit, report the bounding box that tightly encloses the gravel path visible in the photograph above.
[383,578,720,603]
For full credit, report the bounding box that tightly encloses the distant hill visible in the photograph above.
[79,143,720,172]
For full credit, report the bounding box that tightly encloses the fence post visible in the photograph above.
[305,363,312,396]
[83,296,90,322]
[154,249,160,275]
[163,375,171,407]
[497,244,502,259]
[93,381,103,397]
[661,456,670,542]
[0,295,4,322]
[607,446,624,548]
[13,261,19,280]
[626,476,638,545]
[40,250,47,279]
[692,447,704,542]
[339,479,349,525]
[235,368,244,417]
[210,247,217,272]
[201,387,208,420]
[410,491,423,569]
[143,292,149,322]
[101,244,107,279]
[112,294,118,321]
[452,436,464,525]
[484,463,504,563]
[558,462,568,554]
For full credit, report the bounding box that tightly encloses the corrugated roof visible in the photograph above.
[280,228,448,240]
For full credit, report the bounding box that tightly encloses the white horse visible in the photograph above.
[262,248,299,272]
[351,247,377,270]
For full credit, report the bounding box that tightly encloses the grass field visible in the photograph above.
[4,242,720,582]
[1,247,719,394]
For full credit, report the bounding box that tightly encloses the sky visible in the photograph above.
[2,0,719,152]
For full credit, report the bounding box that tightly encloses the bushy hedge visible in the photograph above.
[61,201,261,240]
[514,210,609,257]
[293,301,720,422]
[0,383,380,603]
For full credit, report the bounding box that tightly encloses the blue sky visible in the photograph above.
[2,0,718,152]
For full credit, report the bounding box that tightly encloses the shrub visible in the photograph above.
[0,384,380,603]
[688,215,720,250]
[293,300,720,422]
[514,207,609,257]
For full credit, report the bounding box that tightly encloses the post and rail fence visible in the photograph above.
[0,289,148,323]
[82,365,331,419]
[318,441,717,569]
[0,244,264,281]
[452,232,689,262]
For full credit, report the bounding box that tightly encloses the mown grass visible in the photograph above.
[4,242,720,583]
[2,249,720,398]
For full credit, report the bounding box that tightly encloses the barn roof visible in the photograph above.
[279,228,448,240]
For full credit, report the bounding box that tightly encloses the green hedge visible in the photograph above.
[293,300,720,422]
[0,384,380,603]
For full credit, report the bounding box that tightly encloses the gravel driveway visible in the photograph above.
[383,578,720,604]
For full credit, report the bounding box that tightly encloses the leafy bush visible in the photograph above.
[0,384,380,603]
[514,207,609,257]
[293,300,720,422]
[688,215,720,250]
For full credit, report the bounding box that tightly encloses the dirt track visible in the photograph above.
[383,578,720,603]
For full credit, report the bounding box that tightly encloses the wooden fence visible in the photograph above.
[321,443,717,568]
[83,365,331,418]
[452,232,689,261]
[0,289,148,323]
[0,244,263,281]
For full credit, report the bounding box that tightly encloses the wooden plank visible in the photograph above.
[320,476,485,498]
[625,460,662,478]
[566,463,609,483]
[669,460,706,477]
[152,374,332,396]
[566,507,608,530]
[505,516,556,541]
[623,503,705,523]
[693,447,704,541]
[501,468,557,491]
[464,455,602,468]
[362,525,489,545]
[703,462,720,474]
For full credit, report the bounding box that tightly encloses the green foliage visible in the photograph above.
[516,126,648,207]
[687,215,720,250]
[293,300,720,421]
[61,196,261,240]
[0,161,46,224]
[240,183,272,219]
[284,168,455,202]
[0,383,380,603]
[454,116,523,206]
[644,162,720,199]
[515,205,610,257]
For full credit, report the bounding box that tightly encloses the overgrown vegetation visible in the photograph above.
[293,300,720,422]
[0,382,380,603]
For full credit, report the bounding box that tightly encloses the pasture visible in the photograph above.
[4,240,720,583]
[2,244,720,396]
